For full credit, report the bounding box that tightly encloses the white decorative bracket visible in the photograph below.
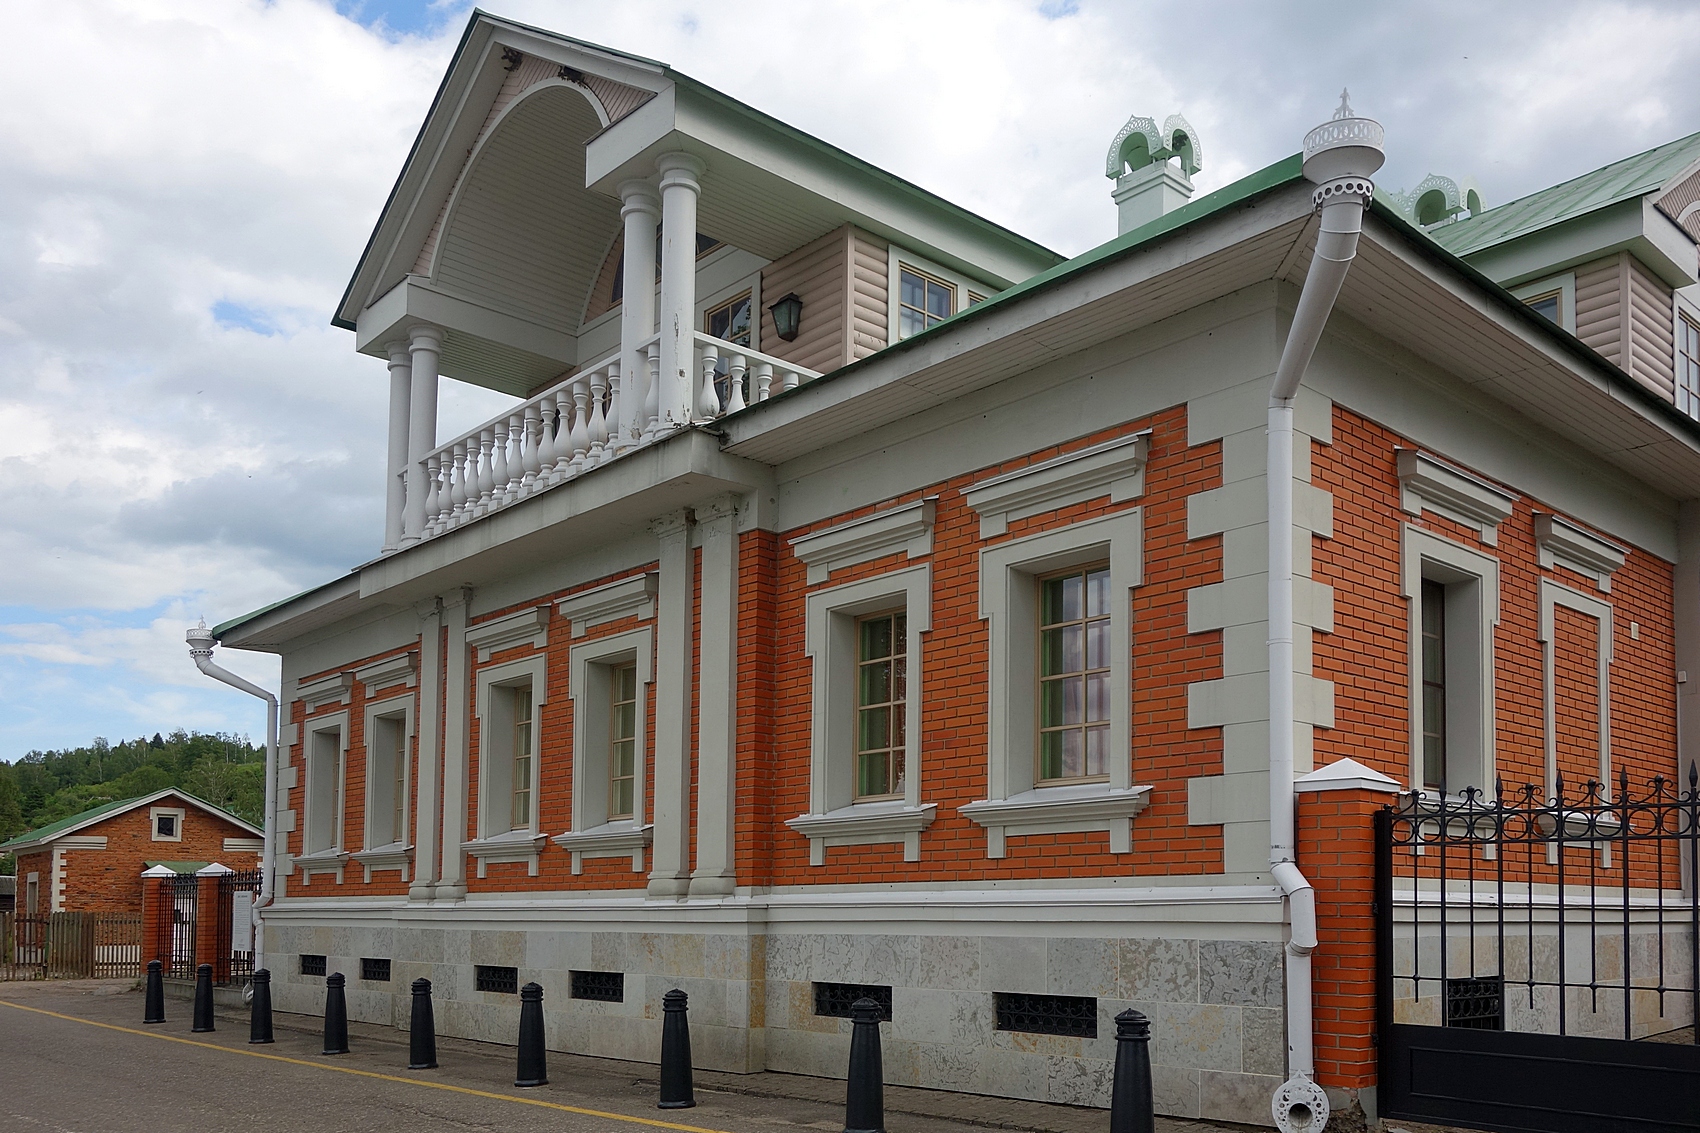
[1396,449,1515,545]
[1534,513,1625,592]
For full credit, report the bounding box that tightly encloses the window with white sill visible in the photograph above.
[468,654,548,876]
[959,510,1150,858]
[556,626,654,874]
[355,696,414,881]
[1402,526,1499,800]
[787,565,935,865]
[300,713,349,870]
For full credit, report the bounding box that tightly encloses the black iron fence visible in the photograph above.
[168,873,198,980]
[1378,768,1699,1044]
[215,869,261,985]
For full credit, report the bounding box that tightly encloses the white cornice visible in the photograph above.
[1396,449,1516,545]
[297,671,354,710]
[963,432,1149,538]
[789,498,937,586]
[959,783,1152,857]
[464,830,549,877]
[786,802,937,866]
[465,606,549,662]
[555,573,658,637]
[1534,512,1626,591]
[552,822,652,875]
[354,651,418,691]
[351,842,414,883]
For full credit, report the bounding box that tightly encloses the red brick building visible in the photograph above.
[1,789,262,916]
[202,13,1700,1129]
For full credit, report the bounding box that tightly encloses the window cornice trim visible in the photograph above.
[297,671,354,710]
[790,499,936,586]
[556,573,659,637]
[465,606,549,662]
[964,432,1149,538]
[353,651,418,692]
[1534,512,1626,591]
[1396,448,1516,545]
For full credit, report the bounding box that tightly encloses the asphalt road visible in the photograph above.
[0,980,1261,1133]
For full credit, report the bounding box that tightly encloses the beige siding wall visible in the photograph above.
[1627,255,1676,400]
[760,228,849,374]
[1574,256,1623,366]
[849,229,890,361]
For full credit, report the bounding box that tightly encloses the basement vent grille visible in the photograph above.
[994,992,1097,1039]
[813,982,893,1021]
[476,965,519,994]
[570,970,625,1002]
[1445,975,1504,1030]
[361,957,391,982]
[299,954,326,977]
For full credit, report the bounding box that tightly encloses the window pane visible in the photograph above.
[1057,727,1084,779]
[1086,671,1109,723]
[900,270,924,310]
[1085,619,1109,669]
[1041,675,1083,727]
[1085,568,1110,617]
[1039,731,1065,782]
[613,738,635,778]
[858,751,891,798]
[1041,624,1081,676]
[858,705,891,753]
[1526,293,1560,324]
[1085,725,1109,778]
[859,658,892,705]
[926,279,952,321]
[611,778,634,819]
[861,616,892,661]
[892,654,907,700]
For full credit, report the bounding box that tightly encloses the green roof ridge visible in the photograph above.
[1,794,144,850]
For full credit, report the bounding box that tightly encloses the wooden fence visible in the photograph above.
[1,911,143,980]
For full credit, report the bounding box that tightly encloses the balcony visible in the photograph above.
[406,333,817,544]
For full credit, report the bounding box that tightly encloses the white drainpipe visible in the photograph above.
[1266,94,1383,1133]
[186,620,278,985]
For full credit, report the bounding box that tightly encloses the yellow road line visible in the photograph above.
[0,999,736,1133]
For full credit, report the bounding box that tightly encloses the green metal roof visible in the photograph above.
[0,795,143,851]
[1431,130,1700,258]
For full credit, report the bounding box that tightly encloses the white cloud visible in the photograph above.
[1,0,1697,757]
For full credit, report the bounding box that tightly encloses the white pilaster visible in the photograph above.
[619,180,661,445]
[383,342,411,554]
[1676,503,1700,794]
[401,325,442,548]
[436,588,472,901]
[656,152,705,429]
[648,510,694,898]
[408,599,442,901]
[690,495,741,897]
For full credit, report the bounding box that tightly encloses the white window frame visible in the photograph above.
[1402,526,1499,800]
[25,873,39,915]
[149,806,186,843]
[1538,579,1614,799]
[959,510,1150,858]
[885,244,998,344]
[466,654,549,877]
[298,711,350,880]
[1510,271,1577,334]
[353,694,414,882]
[554,626,655,874]
[786,564,935,865]
[1675,294,1700,420]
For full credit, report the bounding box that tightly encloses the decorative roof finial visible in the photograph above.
[1334,89,1354,120]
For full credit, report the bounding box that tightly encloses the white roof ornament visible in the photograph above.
[1107,112,1202,234]
[1382,173,1487,228]
[1301,88,1384,210]
[1105,112,1202,179]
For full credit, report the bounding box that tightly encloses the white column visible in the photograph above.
[690,495,740,897]
[408,598,442,901]
[437,588,472,901]
[401,325,442,548]
[647,510,695,898]
[383,342,411,553]
[619,180,660,444]
[656,152,705,429]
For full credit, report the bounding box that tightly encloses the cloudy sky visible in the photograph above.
[2,0,1698,760]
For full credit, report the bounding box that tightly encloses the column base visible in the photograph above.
[432,881,467,903]
[407,881,437,902]
[687,874,736,898]
[646,877,691,899]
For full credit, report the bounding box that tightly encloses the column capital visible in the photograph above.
[408,324,444,352]
[385,340,412,365]
[655,151,706,188]
[649,509,692,540]
[618,178,661,216]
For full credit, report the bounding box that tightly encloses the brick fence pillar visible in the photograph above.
[1294,758,1400,1113]
[139,866,176,968]
[194,863,233,981]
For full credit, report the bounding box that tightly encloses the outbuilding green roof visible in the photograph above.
[1431,130,1700,258]
[0,795,143,851]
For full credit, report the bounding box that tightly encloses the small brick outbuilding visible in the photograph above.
[0,789,262,916]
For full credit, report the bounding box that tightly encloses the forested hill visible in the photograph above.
[0,731,265,859]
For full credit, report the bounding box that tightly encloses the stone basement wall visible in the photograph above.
[263,918,1286,1126]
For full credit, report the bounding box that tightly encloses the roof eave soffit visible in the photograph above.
[337,17,667,328]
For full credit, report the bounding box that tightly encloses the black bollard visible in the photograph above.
[515,982,548,1087]
[192,963,216,1033]
[143,959,166,1024]
[249,969,274,1044]
[409,978,438,1070]
[1109,1008,1155,1133]
[843,997,885,1133]
[658,988,695,1109]
[322,972,350,1055]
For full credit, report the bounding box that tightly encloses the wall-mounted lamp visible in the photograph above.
[768,292,803,342]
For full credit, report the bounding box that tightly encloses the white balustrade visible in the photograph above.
[406,340,818,546]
